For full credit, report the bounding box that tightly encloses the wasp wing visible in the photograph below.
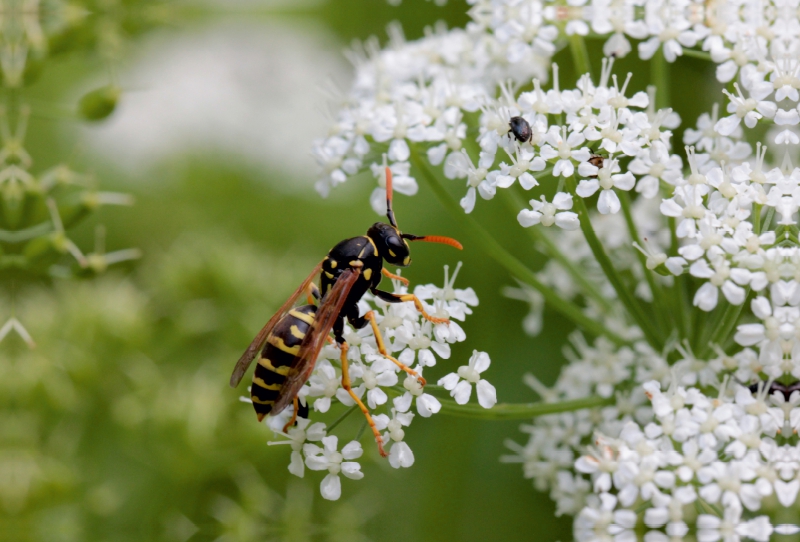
[229,261,323,387]
[271,267,360,415]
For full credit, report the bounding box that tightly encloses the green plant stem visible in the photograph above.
[501,188,615,313]
[618,191,669,336]
[667,216,691,341]
[410,148,629,347]
[680,49,713,61]
[699,290,750,359]
[650,52,670,110]
[327,405,358,431]
[568,34,592,78]
[565,176,663,350]
[437,395,615,420]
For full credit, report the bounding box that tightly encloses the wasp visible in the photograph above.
[508,116,532,143]
[230,168,462,457]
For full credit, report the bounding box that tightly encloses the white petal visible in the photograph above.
[342,441,363,460]
[320,473,342,501]
[341,461,364,480]
[460,187,476,213]
[416,394,441,417]
[693,283,719,312]
[517,209,542,227]
[388,441,415,468]
[388,139,410,162]
[471,351,491,373]
[393,392,413,412]
[289,451,305,478]
[438,372,460,390]
[477,379,497,408]
[597,189,620,214]
[451,380,472,404]
[555,212,580,230]
[576,179,599,197]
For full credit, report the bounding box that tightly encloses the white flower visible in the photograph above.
[304,436,364,501]
[394,369,442,418]
[437,350,497,408]
[517,192,579,230]
[576,158,636,214]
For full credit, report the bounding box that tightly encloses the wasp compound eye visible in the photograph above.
[508,116,532,143]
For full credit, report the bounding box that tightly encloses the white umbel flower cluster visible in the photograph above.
[310,0,800,532]
[249,265,497,500]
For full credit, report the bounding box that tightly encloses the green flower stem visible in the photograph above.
[327,405,358,431]
[410,147,629,347]
[680,49,713,62]
[568,34,592,78]
[667,216,691,340]
[698,290,751,359]
[437,395,615,420]
[565,176,663,349]
[650,52,670,110]
[619,191,670,335]
[753,204,762,235]
[762,206,775,233]
[501,188,615,314]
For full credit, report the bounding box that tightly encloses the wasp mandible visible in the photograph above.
[230,168,463,457]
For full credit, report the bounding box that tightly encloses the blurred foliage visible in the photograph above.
[0,0,725,541]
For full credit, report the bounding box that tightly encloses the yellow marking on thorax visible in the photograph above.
[251,396,275,405]
[363,268,372,281]
[258,357,292,375]
[330,259,337,268]
[366,236,378,257]
[388,249,396,257]
[349,260,360,267]
[290,325,306,340]
[253,377,283,390]
[288,309,315,325]
[268,335,300,355]
[324,271,334,279]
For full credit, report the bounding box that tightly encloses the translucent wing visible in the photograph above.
[229,261,323,387]
[271,267,360,414]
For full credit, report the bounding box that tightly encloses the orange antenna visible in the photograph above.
[402,234,463,250]
[385,167,398,228]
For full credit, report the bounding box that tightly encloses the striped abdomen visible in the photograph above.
[251,305,316,421]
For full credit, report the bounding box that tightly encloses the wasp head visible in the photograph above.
[368,222,411,266]
[367,167,463,268]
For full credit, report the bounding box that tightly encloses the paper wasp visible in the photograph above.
[230,168,462,457]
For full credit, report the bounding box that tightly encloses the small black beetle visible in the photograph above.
[508,116,532,143]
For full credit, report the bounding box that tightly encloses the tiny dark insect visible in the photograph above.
[586,154,605,179]
[230,168,462,457]
[508,116,532,143]
[748,380,800,401]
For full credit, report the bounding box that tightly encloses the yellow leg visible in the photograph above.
[305,283,320,305]
[340,343,387,457]
[364,311,426,386]
[396,293,449,325]
[282,397,300,433]
[382,267,409,286]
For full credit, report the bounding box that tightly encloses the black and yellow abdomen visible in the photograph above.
[251,304,316,421]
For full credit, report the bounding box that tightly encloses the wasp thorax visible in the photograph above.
[367,222,411,267]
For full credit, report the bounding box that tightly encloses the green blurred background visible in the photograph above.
[1,1,722,540]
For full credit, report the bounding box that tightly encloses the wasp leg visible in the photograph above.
[306,283,321,305]
[362,310,425,386]
[381,268,409,286]
[371,289,449,325]
[339,343,387,457]
[282,397,300,433]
